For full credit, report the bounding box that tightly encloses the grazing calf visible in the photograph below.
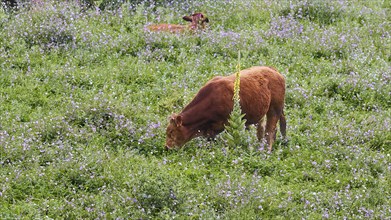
[166,66,286,152]
[146,13,209,33]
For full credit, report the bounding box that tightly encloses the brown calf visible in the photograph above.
[146,13,209,33]
[166,66,286,152]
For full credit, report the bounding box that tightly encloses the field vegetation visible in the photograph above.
[1,0,390,218]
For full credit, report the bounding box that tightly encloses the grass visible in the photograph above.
[0,0,390,219]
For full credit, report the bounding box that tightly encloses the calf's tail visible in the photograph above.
[279,110,286,139]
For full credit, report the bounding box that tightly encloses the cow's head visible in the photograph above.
[182,13,209,30]
[165,114,188,149]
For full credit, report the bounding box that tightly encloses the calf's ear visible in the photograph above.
[182,16,193,22]
[170,114,183,127]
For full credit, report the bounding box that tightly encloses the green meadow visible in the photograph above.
[0,0,390,218]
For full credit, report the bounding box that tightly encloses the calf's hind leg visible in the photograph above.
[256,116,267,141]
[279,112,287,140]
[265,112,280,152]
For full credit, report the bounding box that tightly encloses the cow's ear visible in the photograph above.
[174,115,183,127]
[182,16,193,22]
[170,114,182,127]
[169,114,176,124]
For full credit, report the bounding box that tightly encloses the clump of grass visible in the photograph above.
[280,1,344,26]
[5,1,80,49]
[131,172,182,218]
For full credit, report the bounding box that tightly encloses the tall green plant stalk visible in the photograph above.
[222,51,247,149]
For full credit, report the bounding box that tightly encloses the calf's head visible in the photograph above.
[182,12,209,30]
[165,114,189,149]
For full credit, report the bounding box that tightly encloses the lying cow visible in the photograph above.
[165,66,286,152]
[146,13,209,33]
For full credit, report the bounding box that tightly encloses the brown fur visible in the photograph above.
[146,13,209,33]
[166,66,286,152]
